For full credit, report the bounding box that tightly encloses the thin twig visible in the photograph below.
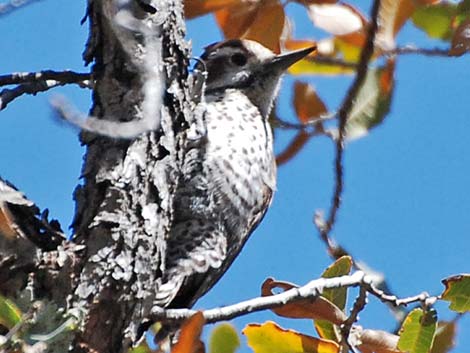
[317,0,382,255]
[306,55,358,69]
[366,281,438,308]
[384,45,450,57]
[273,112,336,131]
[0,70,91,87]
[342,286,368,351]
[302,46,450,74]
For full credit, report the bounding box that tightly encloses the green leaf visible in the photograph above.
[0,295,22,329]
[320,256,352,310]
[412,4,457,40]
[314,256,352,342]
[314,320,339,342]
[343,62,394,140]
[128,342,153,353]
[398,308,437,353]
[209,323,240,353]
[441,274,470,312]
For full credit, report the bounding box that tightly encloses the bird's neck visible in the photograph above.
[205,80,281,119]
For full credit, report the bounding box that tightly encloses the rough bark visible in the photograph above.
[0,1,191,352]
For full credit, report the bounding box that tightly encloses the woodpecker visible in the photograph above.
[156,39,315,310]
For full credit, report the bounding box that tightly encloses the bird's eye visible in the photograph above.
[231,53,247,66]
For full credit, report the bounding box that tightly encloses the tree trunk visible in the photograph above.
[0,1,191,352]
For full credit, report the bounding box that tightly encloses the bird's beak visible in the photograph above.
[266,46,316,71]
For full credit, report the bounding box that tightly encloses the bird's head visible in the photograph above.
[197,39,315,117]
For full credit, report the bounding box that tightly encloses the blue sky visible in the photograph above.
[1,0,469,352]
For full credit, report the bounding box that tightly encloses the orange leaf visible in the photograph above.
[215,2,260,39]
[216,0,285,52]
[261,278,347,324]
[336,29,366,49]
[293,81,328,123]
[285,39,318,53]
[171,312,206,353]
[276,131,311,166]
[379,59,395,93]
[184,0,242,19]
[243,321,339,353]
[0,203,18,238]
[243,0,285,52]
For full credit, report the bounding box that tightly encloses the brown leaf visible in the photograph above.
[449,19,470,56]
[171,312,206,353]
[243,0,285,52]
[261,278,347,324]
[275,131,311,166]
[184,0,242,19]
[430,321,456,353]
[294,0,338,5]
[215,2,260,39]
[0,203,18,238]
[376,0,415,50]
[293,81,327,123]
[357,329,400,353]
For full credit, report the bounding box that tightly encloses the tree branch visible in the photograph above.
[0,70,91,87]
[149,270,440,328]
[150,272,367,324]
[0,79,91,111]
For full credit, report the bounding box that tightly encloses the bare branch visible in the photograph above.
[0,70,91,87]
[317,0,382,255]
[150,272,367,324]
[0,70,91,111]
[0,0,43,17]
[149,270,442,332]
